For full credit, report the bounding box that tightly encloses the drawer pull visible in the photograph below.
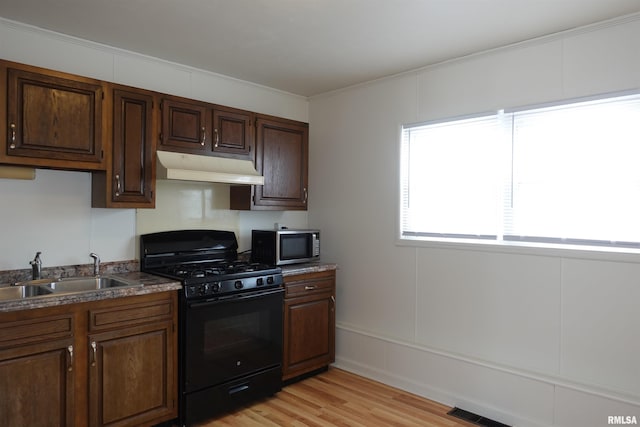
[67,345,73,372]
[90,341,97,367]
[304,285,316,291]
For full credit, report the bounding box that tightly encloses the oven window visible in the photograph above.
[203,311,271,356]
[280,234,309,260]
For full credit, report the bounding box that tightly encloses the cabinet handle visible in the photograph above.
[214,128,219,148]
[303,188,308,204]
[331,295,336,311]
[115,174,121,197]
[304,285,316,291]
[9,123,16,149]
[90,341,97,367]
[67,345,74,372]
[200,126,206,146]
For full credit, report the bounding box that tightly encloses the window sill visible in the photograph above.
[397,235,640,263]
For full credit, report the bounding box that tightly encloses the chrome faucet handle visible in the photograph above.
[89,252,100,276]
[30,251,42,280]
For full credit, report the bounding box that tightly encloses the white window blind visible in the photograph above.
[401,114,504,239]
[400,92,640,250]
[506,94,640,247]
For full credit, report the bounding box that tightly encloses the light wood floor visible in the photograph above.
[196,367,476,426]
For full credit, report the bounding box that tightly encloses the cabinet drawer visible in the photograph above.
[0,314,73,348]
[89,298,174,332]
[284,270,335,298]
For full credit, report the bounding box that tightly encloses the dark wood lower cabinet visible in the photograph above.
[0,292,177,427]
[89,324,174,426]
[283,270,336,381]
[0,339,75,426]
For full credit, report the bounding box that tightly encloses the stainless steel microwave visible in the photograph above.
[251,229,320,266]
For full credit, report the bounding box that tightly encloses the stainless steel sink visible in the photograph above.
[0,276,143,302]
[43,276,143,293]
[0,284,54,301]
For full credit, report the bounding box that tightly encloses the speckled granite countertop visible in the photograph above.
[0,261,336,313]
[280,262,338,276]
[0,261,181,313]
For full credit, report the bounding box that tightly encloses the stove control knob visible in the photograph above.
[256,277,264,286]
[234,280,243,290]
[198,285,207,296]
[266,276,274,285]
[212,282,220,293]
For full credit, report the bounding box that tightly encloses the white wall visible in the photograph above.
[309,15,640,427]
[0,18,309,270]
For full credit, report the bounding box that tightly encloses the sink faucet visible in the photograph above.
[89,253,100,276]
[30,251,42,280]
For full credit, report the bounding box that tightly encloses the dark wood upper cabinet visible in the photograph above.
[231,115,309,210]
[0,60,309,212]
[160,96,254,159]
[1,61,105,170]
[159,97,210,154]
[212,106,254,158]
[92,85,157,208]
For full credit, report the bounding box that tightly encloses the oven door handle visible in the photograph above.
[187,287,284,309]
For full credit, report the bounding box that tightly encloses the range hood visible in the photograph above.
[156,150,264,185]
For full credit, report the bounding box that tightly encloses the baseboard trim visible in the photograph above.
[336,323,640,407]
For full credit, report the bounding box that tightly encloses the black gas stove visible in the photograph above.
[149,260,282,299]
[140,229,284,426]
[140,229,283,300]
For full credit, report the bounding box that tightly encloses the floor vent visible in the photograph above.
[447,407,512,427]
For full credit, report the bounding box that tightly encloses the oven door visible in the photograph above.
[183,287,283,392]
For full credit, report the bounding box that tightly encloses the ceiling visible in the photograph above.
[1,0,640,97]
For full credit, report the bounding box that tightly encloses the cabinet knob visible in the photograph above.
[9,123,16,149]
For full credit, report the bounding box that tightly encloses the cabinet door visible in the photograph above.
[2,62,105,169]
[160,97,209,154]
[87,293,177,427]
[256,117,308,209]
[231,116,308,210]
[100,87,157,208]
[212,107,254,158]
[0,343,75,427]
[0,313,75,427]
[283,270,335,380]
[88,322,175,427]
[283,292,335,380]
